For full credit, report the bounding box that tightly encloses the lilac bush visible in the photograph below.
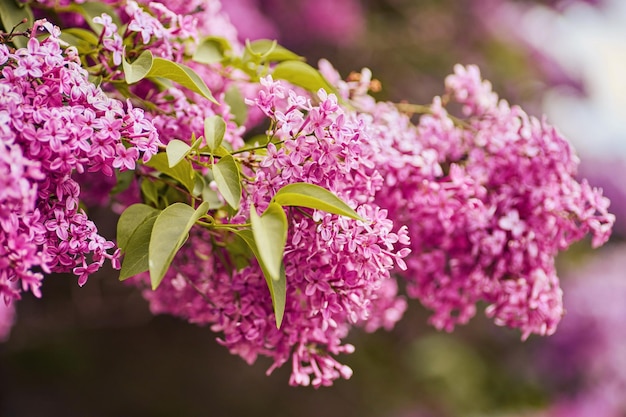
[0,0,615,387]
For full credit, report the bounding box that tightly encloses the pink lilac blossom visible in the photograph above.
[82,1,402,385]
[135,78,411,387]
[401,66,615,339]
[351,63,614,340]
[41,0,238,206]
[33,0,237,65]
[84,1,246,148]
[134,0,240,50]
[123,0,195,61]
[0,21,158,314]
[134,0,248,144]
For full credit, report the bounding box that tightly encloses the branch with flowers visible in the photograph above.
[0,0,615,387]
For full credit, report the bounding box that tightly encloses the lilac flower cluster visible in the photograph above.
[136,77,411,387]
[141,0,240,47]
[34,0,237,70]
[87,0,244,148]
[122,0,208,62]
[0,22,158,312]
[353,64,614,339]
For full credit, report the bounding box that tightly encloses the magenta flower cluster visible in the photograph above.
[87,0,244,149]
[350,64,614,340]
[0,21,158,322]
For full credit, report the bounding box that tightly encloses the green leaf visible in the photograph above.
[122,53,218,105]
[166,139,191,168]
[212,155,242,210]
[0,0,33,49]
[273,183,363,220]
[60,28,99,54]
[250,203,287,282]
[272,60,335,94]
[145,153,195,194]
[123,50,154,84]
[161,184,188,207]
[245,39,303,63]
[224,233,253,271]
[63,27,100,45]
[203,115,226,154]
[192,171,205,197]
[119,215,158,280]
[149,202,209,289]
[236,229,286,328]
[74,2,122,34]
[189,133,203,151]
[140,179,161,207]
[198,145,231,158]
[148,57,218,104]
[193,36,231,64]
[117,204,160,251]
[224,85,248,126]
[117,205,161,280]
[88,74,103,87]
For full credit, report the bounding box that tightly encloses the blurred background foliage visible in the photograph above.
[2,0,625,416]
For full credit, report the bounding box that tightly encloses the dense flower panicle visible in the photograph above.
[136,77,411,387]
[143,0,240,47]
[38,0,242,207]
[88,1,245,148]
[34,0,239,75]
[0,22,158,309]
[352,63,614,339]
[122,0,217,61]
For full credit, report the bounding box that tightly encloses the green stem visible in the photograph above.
[197,220,251,231]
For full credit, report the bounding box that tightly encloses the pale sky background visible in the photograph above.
[520,0,626,159]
